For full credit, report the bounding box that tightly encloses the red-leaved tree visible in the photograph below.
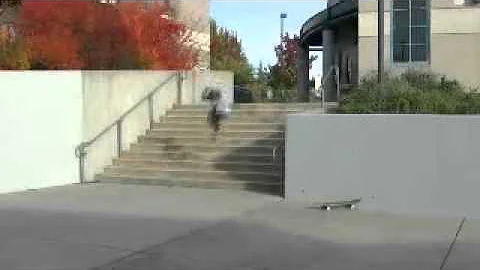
[12,1,198,69]
[269,33,300,90]
[120,2,198,69]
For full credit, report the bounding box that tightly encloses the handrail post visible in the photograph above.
[273,146,286,198]
[116,119,122,158]
[321,84,325,109]
[75,143,87,184]
[335,65,340,103]
[177,71,183,105]
[148,94,154,130]
[282,147,285,199]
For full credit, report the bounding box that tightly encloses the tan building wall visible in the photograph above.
[171,0,210,69]
[358,0,480,89]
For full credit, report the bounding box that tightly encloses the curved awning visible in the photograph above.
[300,0,357,46]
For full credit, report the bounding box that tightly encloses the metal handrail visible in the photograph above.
[272,146,279,163]
[75,71,182,183]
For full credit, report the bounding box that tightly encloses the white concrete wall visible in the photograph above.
[286,114,480,219]
[0,71,83,193]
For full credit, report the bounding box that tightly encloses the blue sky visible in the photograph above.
[210,0,327,77]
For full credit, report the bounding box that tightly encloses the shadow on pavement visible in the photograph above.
[92,218,479,270]
[1,185,479,270]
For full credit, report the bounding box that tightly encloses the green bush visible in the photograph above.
[338,70,480,114]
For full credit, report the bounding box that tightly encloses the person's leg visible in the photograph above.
[210,105,219,132]
[207,107,214,128]
[213,114,220,133]
[218,113,226,130]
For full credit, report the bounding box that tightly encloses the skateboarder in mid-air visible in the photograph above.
[202,87,230,133]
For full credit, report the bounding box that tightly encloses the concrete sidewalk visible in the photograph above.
[0,184,478,270]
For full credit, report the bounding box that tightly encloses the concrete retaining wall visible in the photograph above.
[81,71,179,181]
[0,71,83,193]
[286,114,480,219]
[81,69,233,181]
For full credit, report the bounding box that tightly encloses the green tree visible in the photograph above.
[248,61,273,102]
[210,19,252,85]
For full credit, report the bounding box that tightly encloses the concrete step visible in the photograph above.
[174,103,324,110]
[128,143,277,155]
[160,115,286,124]
[101,167,281,183]
[151,122,284,131]
[112,159,280,172]
[138,135,284,146]
[120,151,276,163]
[146,129,284,139]
[166,109,312,118]
[96,174,282,195]
[170,108,318,114]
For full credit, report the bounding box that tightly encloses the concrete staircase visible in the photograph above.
[95,103,324,195]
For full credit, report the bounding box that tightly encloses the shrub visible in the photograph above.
[338,70,480,114]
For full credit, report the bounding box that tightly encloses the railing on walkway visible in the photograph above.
[75,72,184,184]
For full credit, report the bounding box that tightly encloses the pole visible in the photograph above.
[281,17,284,42]
[116,120,122,158]
[378,0,385,84]
[280,13,287,43]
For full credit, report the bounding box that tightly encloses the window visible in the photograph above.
[392,0,430,63]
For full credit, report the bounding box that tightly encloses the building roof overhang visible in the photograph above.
[300,0,357,46]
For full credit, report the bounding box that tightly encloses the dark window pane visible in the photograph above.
[393,10,409,27]
[393,0,410,10]
[393,45,410,62]
[411,8,428,26]
[411,27,428,44]
[412,0,427,8]
[411,45,428,62]
[394,26,410,45]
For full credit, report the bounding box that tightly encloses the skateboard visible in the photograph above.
[318,198,361,211]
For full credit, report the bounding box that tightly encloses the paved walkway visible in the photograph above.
[0,184,478,270]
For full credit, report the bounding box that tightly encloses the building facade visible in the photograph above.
[298,0,480,102]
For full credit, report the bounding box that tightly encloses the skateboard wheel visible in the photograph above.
[326,206,331,211]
